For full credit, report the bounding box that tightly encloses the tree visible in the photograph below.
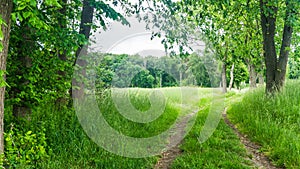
[73,0,130,99]
[0,0,135,154]
[72,0,94,99]
[157,0,300,94]
[7,0,67,116]
[0,0,13,154]
[260,0,300,93]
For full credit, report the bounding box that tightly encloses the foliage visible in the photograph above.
[0,15,6,52]
[226,61,249,89]
[3,124,50,168]
[4,0,139,112]
[93,52,223,90]
[288,48,300,79]
[131,70,155,88]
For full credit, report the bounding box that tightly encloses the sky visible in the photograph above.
[90,3,205,57]
[91,16,168,57]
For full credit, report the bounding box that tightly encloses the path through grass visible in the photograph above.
[227,81,300,168]
[8,87,258,168]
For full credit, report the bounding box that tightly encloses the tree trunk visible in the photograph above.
[258,55,265,85]
[221,61,227,93]
[56,0,70,107]
[275,0,294,90]
[0,0,13,154]
[58,0,68,62]
[229,63,234,90]
[73,0,94,99]
[260,0,277,93]
[248,63,257,88]
[159,73,162,88]
[258,73,264,85]
[260,0,294,94]
[179,71,182,86]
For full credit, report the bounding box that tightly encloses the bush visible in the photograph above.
[3,123,50,168]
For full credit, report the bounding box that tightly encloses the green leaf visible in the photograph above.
[17,5,27,11]
[22,12,31,19]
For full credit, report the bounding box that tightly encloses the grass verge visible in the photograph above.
[227,81,300,168]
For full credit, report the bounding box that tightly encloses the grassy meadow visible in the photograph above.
[4,87,255,168]
[4,82,300,168]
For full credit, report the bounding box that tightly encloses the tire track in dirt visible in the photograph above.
[154,108,199,169]
[222,109,282,169]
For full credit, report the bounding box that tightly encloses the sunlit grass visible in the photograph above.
[227,80,300,168]
[7,87,255,168]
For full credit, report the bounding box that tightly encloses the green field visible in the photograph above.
[3,87,257,168]
[3,83,300,168]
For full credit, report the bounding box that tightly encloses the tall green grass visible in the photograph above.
[3,87,206,168]
[171,95,253,169]
[3,87,256,168]
[227,81,300,168]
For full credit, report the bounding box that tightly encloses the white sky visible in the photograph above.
[90,1,205,57]
[91,16,168,56]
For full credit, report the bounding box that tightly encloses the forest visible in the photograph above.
[0,0,300,168]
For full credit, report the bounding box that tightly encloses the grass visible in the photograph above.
[227,80,300,168]
[4,87,254,168]
[170,92,253,169]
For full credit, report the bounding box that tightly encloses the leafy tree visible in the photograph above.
[131,70,155,88]
[152,0,299,94]
[0,0,137,155]
[187,53,211,87]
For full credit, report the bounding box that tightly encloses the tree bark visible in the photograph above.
[58,0,68,66]
[229,63,234,90]
[248,63,257,88]
[258,55,265,85]
[275,0,294,90]
[159,73,162,88]
[179,71,182,86]
[260,0,294,94]
[260,0,277,93]
[221,61,227,93]
[0,0,13,154]
[221,45,228,93]
[258,73,264,85]
[73,0,94,99]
